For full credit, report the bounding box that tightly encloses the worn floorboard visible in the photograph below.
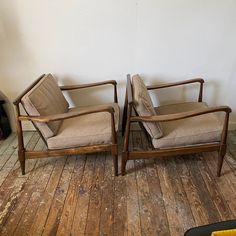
[0,130,236,236]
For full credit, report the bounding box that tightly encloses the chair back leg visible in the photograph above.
[19,150,26,175]
[15,105,26,175]
[111,145,118,176]
[217,144,226,177]
[122,102,132,175]
[113,154,118,176]
[121,152,128,175]
[122,88,128,136]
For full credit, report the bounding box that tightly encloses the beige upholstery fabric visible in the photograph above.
[22,74,69,139]
[132,74,163,138]
[47,103,119,149]
[152,102,223,148]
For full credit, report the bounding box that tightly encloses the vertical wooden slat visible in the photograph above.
[99,152,115,236]
[0,136,50,236]
[70,154,96,235]
[157,157,185,236]
[184,155,221,223]
[196,153,233,220]
[84,153,106,236]
[56,155,86,236]
[20,157,67,236]
[176,156,209,226]
[133,130,158,236]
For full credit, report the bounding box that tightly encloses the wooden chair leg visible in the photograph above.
[121,88,128,137]
[121,113,127,136]
[217,154,224,177]
[217,146,226,177]
[19,150,25,175]
[121,152,127,175]
[113,154,118,176]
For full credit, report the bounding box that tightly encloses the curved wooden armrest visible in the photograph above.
[60,80,118,103]
[130,106,231,122]
[146,78,204,90]
[60,80,117,90]
[19,105,115,123]
[146,78,205,102]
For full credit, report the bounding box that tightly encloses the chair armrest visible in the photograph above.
[60,80,118,103]
[19,105,115,123]
[60,80,117,90]
[147,78,204,102]
[130,106,231,122]
[146,78,204,90]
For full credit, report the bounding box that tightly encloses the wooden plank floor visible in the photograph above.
[0,130,236,236]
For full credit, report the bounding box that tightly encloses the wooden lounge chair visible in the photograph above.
[13,74,119,176]
[122,74,231,176]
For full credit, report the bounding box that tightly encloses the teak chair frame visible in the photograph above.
[122,74,231,177]
[14,74,119,176]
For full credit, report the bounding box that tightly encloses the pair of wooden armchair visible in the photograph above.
[14,74,231,177]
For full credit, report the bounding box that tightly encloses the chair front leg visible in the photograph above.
[111,145,118,176]
[19,150,26,175]
[122,89,128,136]
[121,151,128,175]
[217,144,227,177]
[113,154,118,176]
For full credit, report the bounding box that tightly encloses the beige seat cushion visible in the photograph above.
[152,102,223,149]
[21,74,69,139]
[47,103,120,149]
[132,74,163,138]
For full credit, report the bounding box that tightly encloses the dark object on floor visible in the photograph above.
[0,100,11,139]
[184,220,236,236]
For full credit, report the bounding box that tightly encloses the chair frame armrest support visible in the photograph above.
[126,75,133,105]
[147,78,205,102]
[122,74,231,177]
[130,106,231,123]
[60,80,118,103]
[18,105,117,146]
[131,105,231,151]
[18,105,115,123]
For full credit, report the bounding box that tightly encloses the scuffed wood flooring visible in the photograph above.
[0,130,236,236]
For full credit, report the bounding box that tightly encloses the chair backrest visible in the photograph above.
[21,74,69,140]
[131,74,163,139]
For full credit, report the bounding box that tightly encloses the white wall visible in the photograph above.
[0,0,236,130]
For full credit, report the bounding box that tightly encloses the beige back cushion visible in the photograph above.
[132,74,163,138]
[21,74,69,139]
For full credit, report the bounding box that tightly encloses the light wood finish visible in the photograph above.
[122,74,231,177]
[13,75,119,176]
[0,131,236,235]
